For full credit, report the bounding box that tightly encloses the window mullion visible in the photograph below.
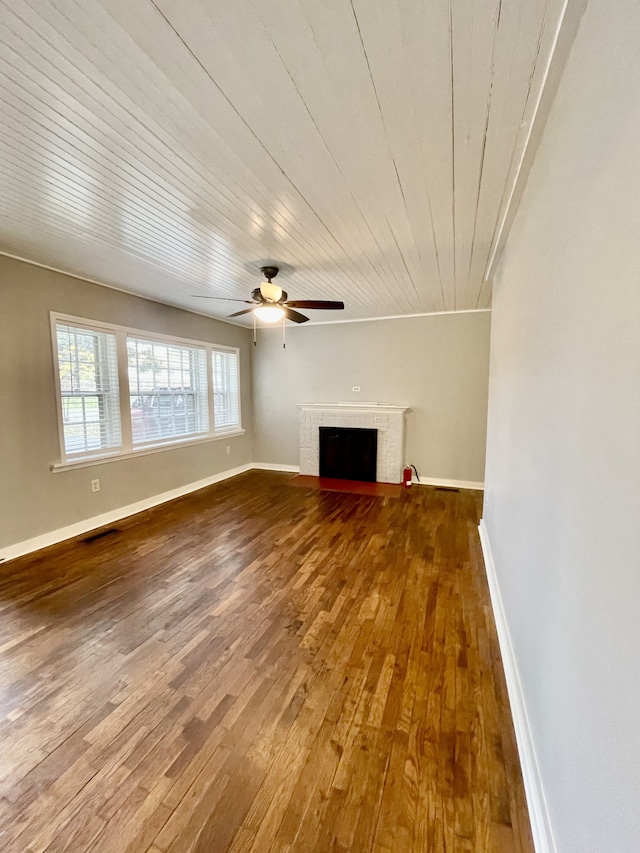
[116,330,133,452]
[206,346,215,434]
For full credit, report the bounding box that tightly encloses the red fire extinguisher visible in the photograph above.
[403,466,413,488]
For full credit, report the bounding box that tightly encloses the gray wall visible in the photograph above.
[252,312,491,483]
[483,0,640,849]
[0,256,253,549]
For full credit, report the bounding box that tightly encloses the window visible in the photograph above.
[128,337,208,444]
[212,348,240,431]
[52,314,242,466]
[55,322,121,458]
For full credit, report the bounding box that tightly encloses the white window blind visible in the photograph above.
[52,314,243,467]
[127,336,208,445]
[212,348,240,431]
[55,322,121,458]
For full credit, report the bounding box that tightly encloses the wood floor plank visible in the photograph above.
[0,471,533,852]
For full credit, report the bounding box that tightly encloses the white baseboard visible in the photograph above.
[251,462,300,473]
[413,476,484,491]
[252,468,481,489]
[0,464,255,563]
[0,464,476,562]
[0,463,306,563]
[478,519,556,853]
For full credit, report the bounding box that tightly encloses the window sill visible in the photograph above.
[51,429,246,472]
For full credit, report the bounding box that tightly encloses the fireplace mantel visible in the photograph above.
[297,402,410,414]
[296,402,411,483]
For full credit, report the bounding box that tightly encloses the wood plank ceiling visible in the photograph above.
[0,0,575,323]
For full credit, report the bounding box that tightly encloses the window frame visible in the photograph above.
[53,318,123,460]
[211,346,241,434]
[50,313,243,470]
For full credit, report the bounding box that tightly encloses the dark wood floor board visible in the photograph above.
[0,471,533,852]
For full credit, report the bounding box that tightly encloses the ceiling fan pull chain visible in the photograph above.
[282,315,286,349]
[253,312,257,346]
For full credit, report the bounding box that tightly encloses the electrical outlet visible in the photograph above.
[226,445,231,455]
[91,479,100,493]
[352,386,360,392]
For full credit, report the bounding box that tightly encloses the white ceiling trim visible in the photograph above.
[258,307,491,327]
[0,249,490,330]
[0,250,246,328]
[483,0,589,284]
[483,0,574,281]
[0,0,585,323]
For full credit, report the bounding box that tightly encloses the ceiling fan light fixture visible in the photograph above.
[255,305,285,323]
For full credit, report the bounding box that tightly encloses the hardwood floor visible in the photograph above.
[0,471,533,853]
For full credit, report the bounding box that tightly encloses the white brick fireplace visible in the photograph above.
[297,403,410,483]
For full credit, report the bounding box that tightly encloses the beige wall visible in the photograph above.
[0,257,492,552]
[252,311,491,484]
[483,0,640,848]
[0,256,254,549]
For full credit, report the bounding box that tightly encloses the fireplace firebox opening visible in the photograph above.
[318,426,378,482]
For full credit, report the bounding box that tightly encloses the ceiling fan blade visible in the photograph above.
[192,296,253,303]
[283,307,310,324]
[284,300,345,310]
[228,308,255,318]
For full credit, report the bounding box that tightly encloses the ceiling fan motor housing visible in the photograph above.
[260,265,279,282]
